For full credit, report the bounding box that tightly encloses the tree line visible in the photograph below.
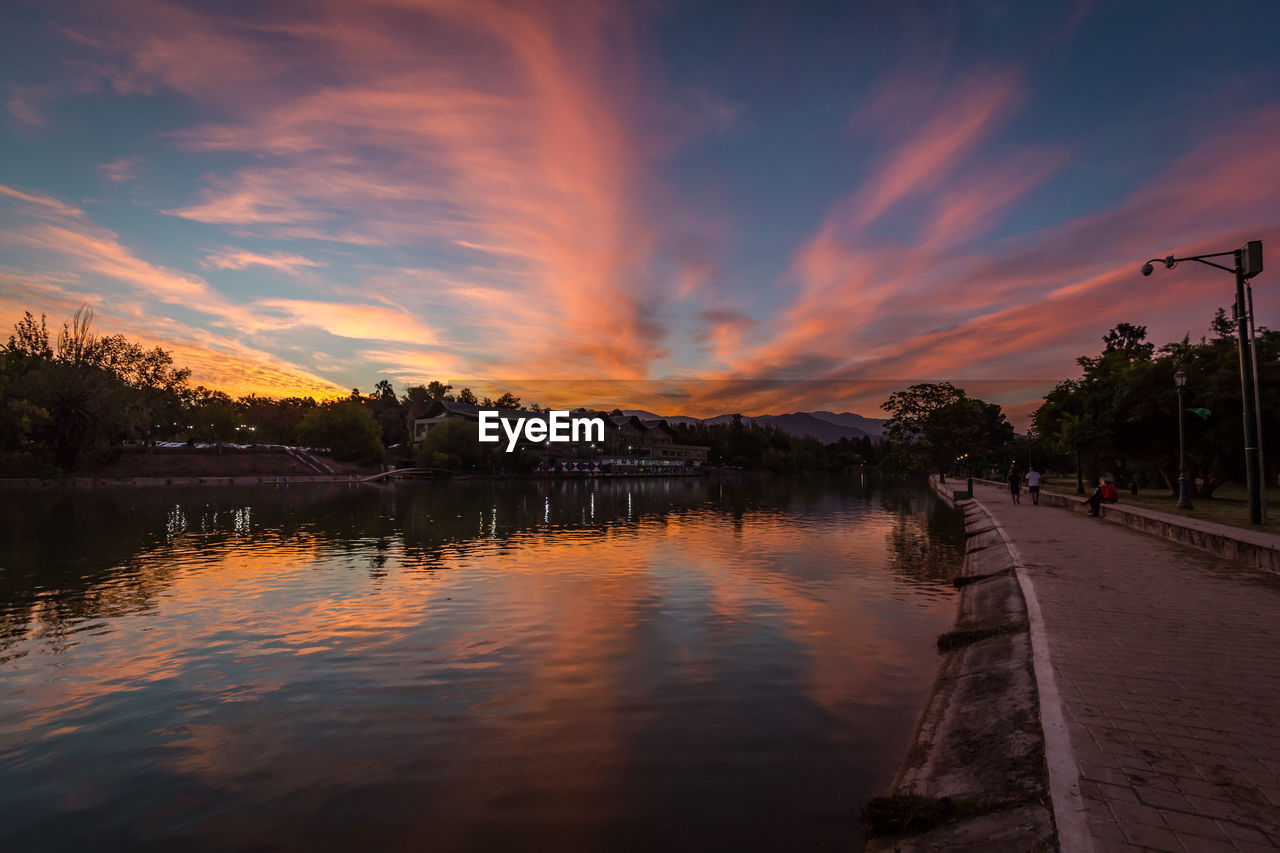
[1,310,550,472]
[1031,314,1279,496]
[5,307,1273,491]
[2,308,892,475]
[873,311,1279,498]
[2,309,431,472]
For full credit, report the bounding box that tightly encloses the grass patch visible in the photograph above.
[862,794,1032,837]
[937,620,1028,651]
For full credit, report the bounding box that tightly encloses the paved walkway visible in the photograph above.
[970,482,1280,852]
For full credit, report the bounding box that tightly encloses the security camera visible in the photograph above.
[1141,263,1154,276]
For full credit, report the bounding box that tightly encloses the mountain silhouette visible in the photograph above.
[620,410,887,442]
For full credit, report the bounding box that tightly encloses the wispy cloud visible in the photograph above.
[0,184,234,309]
[201,248,327,275]
[0,185,415,396]
[723,85,1280,418]
[99,0,682,379]
[99,154,140,184]
[255,298,439,346]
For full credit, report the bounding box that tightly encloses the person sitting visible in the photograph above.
[1084,478,1120,516]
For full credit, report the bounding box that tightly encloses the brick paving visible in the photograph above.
[971,482,1280,852]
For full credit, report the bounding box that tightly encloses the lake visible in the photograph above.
[0,475,962,851]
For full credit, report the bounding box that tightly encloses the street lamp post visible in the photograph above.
[1075,439,1085,495]
[1175,370,1193,510]
[955,453,973,499]
[1143,241,1265,524]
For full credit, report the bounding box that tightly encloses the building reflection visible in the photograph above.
[0,477,964,650]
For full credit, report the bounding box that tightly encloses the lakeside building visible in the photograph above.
[412,401,709,465]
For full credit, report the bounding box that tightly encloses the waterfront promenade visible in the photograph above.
[967,481,1280,851]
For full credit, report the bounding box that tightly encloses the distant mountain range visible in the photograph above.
[620,410,888,443]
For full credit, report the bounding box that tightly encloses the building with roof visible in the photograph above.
[412,402,708,467]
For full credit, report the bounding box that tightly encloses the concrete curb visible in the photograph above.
[867,479,1055,851]
[970,492,1094,853]
[971,477,1280,572]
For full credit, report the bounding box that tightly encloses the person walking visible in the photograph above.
[1026,466,1042,505]
[1007,466,1021,504]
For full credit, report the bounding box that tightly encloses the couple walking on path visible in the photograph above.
[1007,465,1042,505]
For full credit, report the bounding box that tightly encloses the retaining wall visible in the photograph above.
[866,478,1056,850]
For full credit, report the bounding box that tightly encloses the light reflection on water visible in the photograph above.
[0,476,962,851]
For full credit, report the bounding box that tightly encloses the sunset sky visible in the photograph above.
[2,0,1278,422]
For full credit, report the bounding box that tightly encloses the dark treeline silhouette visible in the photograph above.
[668,415,882,473]
[1032,314,1279,496]
[9,307,1266,489]
[2,310,892,476]
[874,313,1280,497]
[0,309,532,473]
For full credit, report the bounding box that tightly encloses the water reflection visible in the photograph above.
[0,476,961,851]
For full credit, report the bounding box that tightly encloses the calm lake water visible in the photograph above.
[0,476,962,851]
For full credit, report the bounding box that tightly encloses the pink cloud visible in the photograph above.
[200,249,327,275]
[724,98,1280,422]
[841,70,1022,231]
[5,84,52,126]
[255,298,440,346]
[98,154,140,184]
[0,184,230,308]
[97,0,675,380]
[0,186,423,397]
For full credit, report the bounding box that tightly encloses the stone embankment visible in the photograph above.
[866,478,1057,851]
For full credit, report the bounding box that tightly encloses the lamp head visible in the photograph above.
[1174,370,1187,388]
[1141,262,1154,277]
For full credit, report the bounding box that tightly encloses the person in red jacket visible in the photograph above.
[1084,478,1119,516]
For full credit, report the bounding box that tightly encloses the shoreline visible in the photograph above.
[864,476,1056,850]
[0,470,725,489]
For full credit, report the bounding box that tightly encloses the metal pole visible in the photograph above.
[1234,251,1263,524]
[1075,440,1085,495]
[1177,381,1193,510]
[1245,281,1267,523]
